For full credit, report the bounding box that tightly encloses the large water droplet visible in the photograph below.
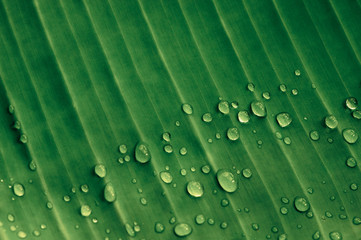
[135,142,151,163]
[345,97,358,110]
[182,104,193,115]
[238,111,250,123]
[174,223,192,237]
[216,169,237,193]
[13,183,25,197]
[294,197,310,212]
[342,129,358,144]
[160,171,173,184]
[94,164,106,178]
[187,181,204,198]
[227,127,239,141]
[202,113,213,123]
[276,113,292,127]
[250,101,267,117]
[218,100,230,114]
[104,182,116,203]
[154,222,165,233]
[329,231,342,240]
[80,205,92,217]
[324,115,338,129]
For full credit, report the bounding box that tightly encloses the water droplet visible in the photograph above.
[162,132,171,142]
[271,226,279,233]
[309,130,320,141]
[329,231,342,240]
[352,110,361,119]
[279,84,287,92]
[237,111,250,124]
[179,147,187,156]
[276,113,292,127]
[281,197,289,204]
[231,101,239,108]
[80,184,89,193]
[195,214,205,225]
[294,197,310,212]
[250,101,267,117]
[227,127,239,141]
[187,181,204,198]
[283,137,292,145]
[215,133,221,139]
[7,214,15,222]
[345,97,358,110]
[174,223,192,237]
[307,187,314,194]
[163,144,173,154]
[33,230,40,237]
[294,69,301,76]
[202,113,213,123]
[19,134,28,144]
[125,223,135,237]
[242,168,252,179]
[154,222,165,233]
[201,165,211,174]
[220,222,228,229]
[46,201,53,210]
[104,182,116,203]
[92,218,98,224]
[325,211,333,218]
[63,195,71,202]
[216,169,237,193]
[251,223,259,231]
[17,231,27,239]
[280,207,288,215]
[13,121,21,130]
[324,115,338,129]
[124,155,130,162]
[247,83,255,92]
[180,169,187,176]
[80,205,92,217]
[339,214,347,220]
[140,197,147,205]
[275,131,283,139]
[350,183,358,191]
[40,224,46,230]
[353,217,361,225]
[342,128,358,144]
[135,142,151,163]
[13,183,25,197]
[221,198,229,207]
[291,89,298,96]
[345,157,357,168]
[8,105,15,114]
[190,167,196,172]
[278,233,287,240]
[160,171,173,184]
[218,100,230,114]
[262,92,271,100]
[207,218,215,225]
[182,103,193,115]
[169,217,176,224]
[118,144,127,154]
[175,121,181,127]
[312,231,320,240]
[94,164,106,178]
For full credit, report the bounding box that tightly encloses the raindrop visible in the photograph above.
[345,97,358,110]
[154,222,165,233]
[352,110,361,119]
[163,145,173,154]
[218,100,230,114]
[80,205,92,217]
[195,214,205,225]
[187,181,204,198]
[227,127,239,141]
[250,101,267,117]
[118,144,127,154]
[353,217,361,225]
[279,84,287,92]
[237,111,250,124]
[201,165,211,174]
[242,168,252,179]
[309,131,320,141]
[94,164,106,178]
[262,92,271,100]
[216,169,237,193]
[174,223,192,237]
[280,207,288,215]
[283,137,292,145]
[342,129,358,144]
[247,83,255,92]
[135,142,151,163]
[202,113,213,123]
[104,182,116,203]
[182,103,193,115]
[162,132,171,142]
[276,113,292,127]
[324,115,338,129]
[179,147,187,156]
[13,183,25,197]
[80,184,89,193]
[294,197,310,212]
[291,89,298,96]
[329,231,342,240]
[294,69,301,76]
[160,171,173,184]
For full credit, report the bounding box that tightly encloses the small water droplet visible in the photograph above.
[195,214,205,225]
[118,144,127,154]
[345,157,357,168]
[309,130,320,141]
[350,183,358,191]
[216,169,237,193]
[63,195,71,202]
[174,223,192,237]
[13,183,25,197]
[218,100,230,114]
[339,214,347,220]
[46,201,53,210]
[281,197,289,204]
[262,92,271,100]
[140,197,147,205]
[294,69,301,76]
[353,217,361,225]
[329,231,342,240]
[169,217,176,224]
[7,214,15,222]
[291,89,298,96]
[279,84,287,92]
[283,137,292,145]
[163,144,173,154]
[271,226,279,233]
[251,223,259,231]
[104,182,116,203]
[160,171,173,184]
[220,222,228,229]
[13,121,21,130]
[280,207,288,215]
[8,105,15,114]
[325,211,333,218]
[182,104,193,115]
[227,127,239,141]
[207,218,215,225]
[276,113,292,127]
[180,169,187,176]
[215,133,221,139]
[19,134,28,144]
[312,231,320,240]
[221,198,229,207]
[294,197,310,212]
[278,233,287,240]
[28,161,36,171]
[250,101,267,117]
[247,83,255,92]
[135,142,151,163]
[242,168,252,179]
[307,187,314,194]
[80,205,92,217]
[175,121,181,127]
[237,111,250,124]
[125,223,135,237]
[32,230,40,237]
[202,113,213,123]
[17,230,27,239]
[80,184,89,193]
[342,128,358,144]
[324,115,338,129]
[352,110,361,119]
[162,132,171,142]
[154,222,165,233]
[94,164,106,178]
[187,181,204,198]
[201,165,211,174]
[345,97,358,110]
[231,101,239,108]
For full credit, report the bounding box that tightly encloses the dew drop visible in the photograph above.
[350,183,358,191]
[250,101,267,117]
[279,84,287,92]
[195,214,205,225]
[104,182,116,203]
[201,165,211,174]
[352,110,361,119]
[169,217,176,224]
[281,197,289,204]
[237,111,250,124]
[7,214,15,222]
[227,127,239,141]
[218,100,230,114]
[28,161,37,171]
[160,171,173,184]
[135,142,151,163]
[283,137,292,145]
[324,115,338,129]
[46,202,53,209]
[220,222,228,229]
[342,128,358,144]
[187,181,204,198]
[94,164,106,178]
[202,113,213,123]
[17,231,27,239]
[280,207,288,215]
[182,103,193,115]
[345,97,358,110]
[231,101,239,108]
[140,197,147,205]
[242,168,252,179]
[294,197,310,212]
[13,183,25,197]
[271,226,279,233]
[180,169,187,176]
[13,121,21,130]
[329,231,342,240]
[309,130,320,141]
[163,144,173,154]
[291,89,298,96]
[276,113,292,127]
[216,169,237,193]
[174,223,192,237]
[80,205,92,217]
[80,184,89,193]
[162,132,171,142]
[294,69,301,76]
[154,222,165,233]
[345,157,357,168]
[63,195,71,202]
[247,83,255,92]
[221,198,229,207]
[262,92,271,100]
[278,233,287,240]
[353,217,361,225]
[179,147,187,156]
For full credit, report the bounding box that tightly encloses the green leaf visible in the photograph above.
[0,0,360,239]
